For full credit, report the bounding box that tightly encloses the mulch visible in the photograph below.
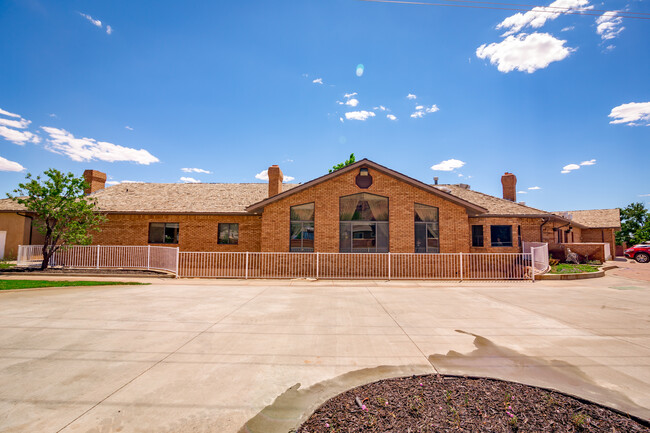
[298,374,649,433]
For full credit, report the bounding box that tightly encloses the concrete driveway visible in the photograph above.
[0,274,649,432]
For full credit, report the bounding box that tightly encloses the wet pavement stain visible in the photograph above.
[428,330,648,420]
[238,364,433,433]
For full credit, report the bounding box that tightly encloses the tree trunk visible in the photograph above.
[40,244,51,270]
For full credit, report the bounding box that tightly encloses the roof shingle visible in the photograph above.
[553,209,621,228]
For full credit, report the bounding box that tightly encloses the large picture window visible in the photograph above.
[290,203,315,252]
[414,203,439,253]
[218,223,239,245]
[491,225,513,247]
[339,193,389,253]
[148,222,179,244]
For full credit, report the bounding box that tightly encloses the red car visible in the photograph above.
[624,243,650,263]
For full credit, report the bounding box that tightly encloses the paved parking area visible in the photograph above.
[0,274,649,432]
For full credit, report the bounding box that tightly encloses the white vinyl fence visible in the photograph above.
[522,242,550,274]
[179,251,534,280]
[17,245,179,274]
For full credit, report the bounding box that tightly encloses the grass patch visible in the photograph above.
[550,264,599,274]
[0,280,148,291]
[0,263,16,269]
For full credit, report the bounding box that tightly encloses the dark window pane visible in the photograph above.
[414,204,439,222]
[427,224,439,252]
[491,225,512,247]
[472,225,484,247]
[302,222,314,251]
[340,193,388,221]
[149,223,165,243]
[290,203,315,221]
[376,222,389,252]
[149,223,178,244]
[218,223,238,245]
[415,223,427,253]
[340,222,352,252]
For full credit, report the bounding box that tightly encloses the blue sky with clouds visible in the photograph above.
[1,0,648,210]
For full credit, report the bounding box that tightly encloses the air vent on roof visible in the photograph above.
[518,202,526,206]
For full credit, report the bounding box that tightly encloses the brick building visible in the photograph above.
[0,159,620,260]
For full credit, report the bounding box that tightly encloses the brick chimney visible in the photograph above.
[501,172,517,202]
[83,169,107,195]
[267,165,283,197]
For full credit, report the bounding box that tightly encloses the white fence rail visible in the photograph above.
[522,242,550,275]
[179,251,533,280]
[17,245,179,274]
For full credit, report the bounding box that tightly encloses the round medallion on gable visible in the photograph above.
[355,167,372,189]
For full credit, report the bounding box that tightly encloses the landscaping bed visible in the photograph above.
[549,264,599,274]
[0,267,172,276]
[0,280,148,290]
[298,374,649,432]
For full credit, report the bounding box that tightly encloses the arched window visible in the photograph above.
[414,203,439,253]
[290,203,314,252]
[339,193,389,253]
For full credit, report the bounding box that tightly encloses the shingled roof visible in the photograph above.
[0,183,299,214]
[436,185,560,217]
[553,209,621,229]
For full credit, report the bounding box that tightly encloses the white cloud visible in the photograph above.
[0,155,25,172]
[344,92,357,98]
[345,98,359,107]
[339,117,344,123]
[406,94,417,100]
[79,13,102,28]
[125,125,133,130]
[40,126,159,165]
[254,169,295,182]
[497,0,592,36]
[312,78,323,84]
[180,177,201,183]
[181,167,211,174]
[517,190,528,194]
[0,107,40,145]
[580,159,596,166]
[476,33,574,73]
[411,104,440,118]
[431,159,465,171]
[0,117,30,129]
[639,194,650,197]
[106,180,141,185]
[0,126,40,145]
[528,186,542,190]
[106,25,113,35]
[374,105,387,111]
[561,26,575,32]
[608,102,650,126]
[0,108,20,118]
[561,163,581,173]
[345,110,375,121]
[596,11,624,41]
[387,114,397,121]
[49,113,57,118]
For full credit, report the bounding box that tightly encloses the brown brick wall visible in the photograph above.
[469,217,544,253]
[91,213,262,252]
[582,228,617,258]
[260,167,471,253]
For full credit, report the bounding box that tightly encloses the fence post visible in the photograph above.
[96,245,100,269]
[387,252,391,280]
[459,252,463,281]
[531,248,535,282]
[316,252,319,279]
[147,245,151,270]
[245,252,249,279]
[175,247,180,278]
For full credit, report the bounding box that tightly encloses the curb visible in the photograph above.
[536,270,605,280]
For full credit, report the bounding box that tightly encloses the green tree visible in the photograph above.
[7,169,107,270]
[616,202,650,247]
[329,153,356,173]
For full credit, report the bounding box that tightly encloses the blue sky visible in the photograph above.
[1,0,648,211]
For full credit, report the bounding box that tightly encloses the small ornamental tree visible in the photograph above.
[329,153,356,173]
[616,202,650,247]
[7,169,107,270]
